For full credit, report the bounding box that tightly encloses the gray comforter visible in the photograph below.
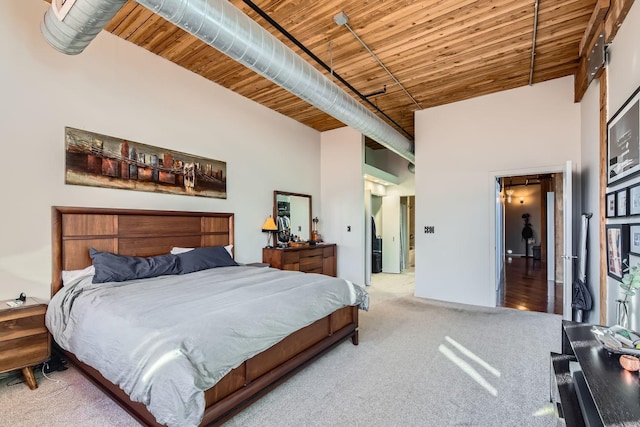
[46,266,368,427]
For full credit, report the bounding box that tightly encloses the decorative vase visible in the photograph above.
[616,299,629,328]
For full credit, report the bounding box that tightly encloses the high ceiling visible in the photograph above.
[66,1,598,141]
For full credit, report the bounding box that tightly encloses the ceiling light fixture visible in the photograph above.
[505,189,514,203]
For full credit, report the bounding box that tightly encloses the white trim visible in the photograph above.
[488,163,566,308]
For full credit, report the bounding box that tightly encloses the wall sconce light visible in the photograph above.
[520,197,524,204]
[261,215,278,248]
[505,189,514,203]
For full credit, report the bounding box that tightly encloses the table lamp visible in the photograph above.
[262,215,278,248]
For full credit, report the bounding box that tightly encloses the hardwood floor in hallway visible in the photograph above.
[501,257,562,315]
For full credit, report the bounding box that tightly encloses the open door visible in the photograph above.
[495,179,504,292]
[382,194,401,273]
[364,189,372,286]
[562,160,574,321]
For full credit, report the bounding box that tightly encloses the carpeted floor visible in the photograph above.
[1,270,561,426]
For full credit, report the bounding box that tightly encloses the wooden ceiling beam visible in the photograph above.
[574,0,634,102]
[605,0,636,43]
[578,0,610,57]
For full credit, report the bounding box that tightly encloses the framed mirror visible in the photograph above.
[273,191,311,246]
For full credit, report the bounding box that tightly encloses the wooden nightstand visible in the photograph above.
[0,297,50,389]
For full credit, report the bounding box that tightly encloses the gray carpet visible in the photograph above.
[1,273,561,426]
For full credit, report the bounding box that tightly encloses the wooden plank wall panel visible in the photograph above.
[202,217,230,233]
[63,239,116,270]
[201,235,231,248]
[118,215,201,236]
[118,236,201,257]
[62,214,116,236]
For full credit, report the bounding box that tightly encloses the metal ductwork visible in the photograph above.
[41,0,128,55]
[41,0,415,163]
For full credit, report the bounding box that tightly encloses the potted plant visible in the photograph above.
[618,259,640,327]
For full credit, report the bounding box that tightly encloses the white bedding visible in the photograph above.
[46,266,367,427]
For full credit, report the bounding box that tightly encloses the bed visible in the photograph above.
[48,206,365,426]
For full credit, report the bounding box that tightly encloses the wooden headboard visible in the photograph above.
[51,206,234,296]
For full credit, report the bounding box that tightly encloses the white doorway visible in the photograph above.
[368,192,415,289]
[490,162,575,320]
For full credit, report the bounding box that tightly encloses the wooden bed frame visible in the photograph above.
[51,206,359,426]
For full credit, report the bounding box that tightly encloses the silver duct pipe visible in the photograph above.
[41,0,128,55]
[41,0,415,163]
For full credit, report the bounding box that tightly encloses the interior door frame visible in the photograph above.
[488,164,571,317]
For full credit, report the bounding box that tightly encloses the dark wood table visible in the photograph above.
[551,320,640,426]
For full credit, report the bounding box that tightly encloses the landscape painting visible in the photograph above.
[65,127,227,199]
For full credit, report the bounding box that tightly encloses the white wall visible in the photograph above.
[580,78,601,323]
[600,0,640,328]
[320,127,365,285]
[415,77,581,307]
[0,0,321,301]
[504,186,542,257]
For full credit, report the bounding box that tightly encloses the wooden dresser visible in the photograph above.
[0,298,50,389]
[263,244,336,276]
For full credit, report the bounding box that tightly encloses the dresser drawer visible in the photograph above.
[300,255,323,271]
[263,244,336,276]
[0,333,49,373]
[283,252,300,264]
[303,248,323,258]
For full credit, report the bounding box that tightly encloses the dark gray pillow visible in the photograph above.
[177,246,238,274]
[90,248,180,283]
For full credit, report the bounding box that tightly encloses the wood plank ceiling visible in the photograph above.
[58,0,597,146]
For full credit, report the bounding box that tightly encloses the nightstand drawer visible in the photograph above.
[0,313,47,341]
[0,333,49,373]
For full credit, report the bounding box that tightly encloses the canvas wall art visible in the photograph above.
[65,127,227,199]
[608,85,640,185]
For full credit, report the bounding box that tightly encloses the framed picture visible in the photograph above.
[606,192,617,218]
[606,224,630,281]
[608,85,640,185]
[617,188,629,217]
[630,183,640,216]
[65,127,227,199]
[631,225,640,256]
